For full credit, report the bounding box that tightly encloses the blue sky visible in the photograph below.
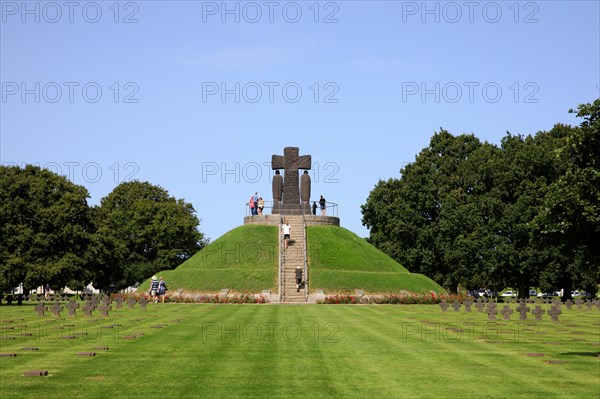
[2,0,599,242]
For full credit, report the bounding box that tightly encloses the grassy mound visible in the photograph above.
[140,225,279,293]
[307,226,444,294]
[142,224,444,295]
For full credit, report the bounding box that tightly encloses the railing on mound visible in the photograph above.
[301,203,309,301]
[245,200,338,217]
[278,212,284,302]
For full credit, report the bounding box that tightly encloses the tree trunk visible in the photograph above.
[562,276,573,301]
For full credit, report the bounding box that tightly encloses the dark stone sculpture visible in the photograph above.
[272,170,283,214]
[300,170,311,204]
[271,147,311,215]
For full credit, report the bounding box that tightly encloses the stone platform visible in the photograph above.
[244,215,340,227]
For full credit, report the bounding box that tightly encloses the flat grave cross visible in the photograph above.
[552,299,562,308]
[127,297,136,309]
[462,298,473,312]
[531,306,545,321]
[34,302,47,317]
[99,303,111,318]
[516,302,530,320]
[82,302,94,317]
[51,302,63,317]
[451,300,461,312]
[91,296,100,308]
[575,299,583,310]
[585,300,593,310]
[474,300,485,312]
[548,305,561,322]
[564,299,573,310]
[66,300,79,317]
[138,297,148,311]
[101,295,112,306]
[114,296,124,309]
[439,300,449,312]
[486,305,498,320]
[500,305,513,321]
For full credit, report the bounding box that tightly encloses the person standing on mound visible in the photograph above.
[295,266,303,292]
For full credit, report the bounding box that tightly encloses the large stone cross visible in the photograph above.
[272,147,311,214]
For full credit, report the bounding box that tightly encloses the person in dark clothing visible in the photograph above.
[295,266,303,292]
[319,195,326,216]
[312,202,317,215]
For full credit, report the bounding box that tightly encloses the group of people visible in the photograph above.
[249,192,265,216]
[149,275,168,303]
[250,193,328,216]
[312,195,327,216]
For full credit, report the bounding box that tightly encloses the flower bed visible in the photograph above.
[317,292,466,304]
[112,293,269,304]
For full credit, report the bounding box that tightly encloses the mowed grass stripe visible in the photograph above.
[1,304,598,398]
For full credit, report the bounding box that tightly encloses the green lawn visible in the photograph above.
[1,302,598,398]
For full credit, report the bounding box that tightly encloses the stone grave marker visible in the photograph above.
[91,295,100,308]
[486,305,498,320]
[585,300,593,310]
[82,302,94,317]
[516,302,530,320]
[474,300,485,313]
[463,298,473,312]
[552,299,561,308]
[35,302,47,317]
[439,300,449,312]
[99,303,111,318]
[138,297,148,311]
[24,370,48,377]
[575,299,583,310]
[114,296,124,309]
[451,300,461,312]
[564,299,573,310]
[66,300,79,317]
[51,302,63,317]
[548,306,561,322]
[127,297,136,309]
[531,306,545,321]
[500,305,514,320]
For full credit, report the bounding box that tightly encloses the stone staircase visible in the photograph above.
[281,215,307,303]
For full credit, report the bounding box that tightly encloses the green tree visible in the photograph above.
[534,99,600,298]
[362,130,492,292]
[0,165,92,294]
[95,181,206,288]
[491,127,568,297]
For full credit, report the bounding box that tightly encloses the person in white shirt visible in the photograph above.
[282,221,291,250]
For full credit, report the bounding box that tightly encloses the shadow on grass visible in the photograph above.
[560,352,600,357]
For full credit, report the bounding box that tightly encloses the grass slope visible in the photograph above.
[308,226,444,294]
[141,225,279,293]
[1,303,598,398]
[143,224,444,295]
